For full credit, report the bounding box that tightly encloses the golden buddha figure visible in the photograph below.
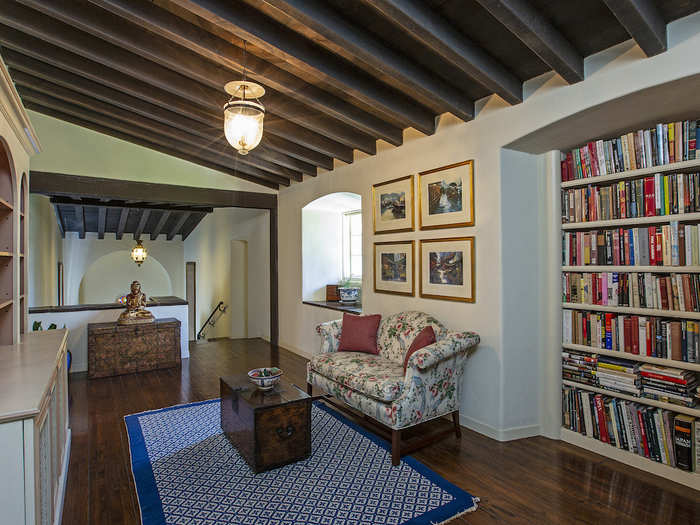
[117,280,155,325]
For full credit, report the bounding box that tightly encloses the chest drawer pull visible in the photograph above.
[276,424,295,439]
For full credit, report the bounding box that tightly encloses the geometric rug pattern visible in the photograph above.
[125,399,478,525]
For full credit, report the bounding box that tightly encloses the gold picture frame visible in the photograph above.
[418,160,474,230]
[374,240,415,296]
[419,237,475,303]
[372,174,415,234]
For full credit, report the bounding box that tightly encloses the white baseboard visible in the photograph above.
[269,338,314,360]
[460,414,540,441]
[53,428,71,525]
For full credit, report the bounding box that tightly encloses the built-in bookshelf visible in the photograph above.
[560,119,700,490]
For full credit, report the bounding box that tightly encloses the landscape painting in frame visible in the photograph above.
[420,237,474,302]
[374,241,414,296]
[419,160,474,230]
[372,175,414,234]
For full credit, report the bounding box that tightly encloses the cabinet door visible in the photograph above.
[37,405,53,525]
[0,421,25,525]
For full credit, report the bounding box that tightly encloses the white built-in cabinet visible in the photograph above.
[0,330,70,525]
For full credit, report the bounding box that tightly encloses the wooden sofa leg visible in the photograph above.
[306,382,313,396]
[452,411,462,438]
[391,429,401,466]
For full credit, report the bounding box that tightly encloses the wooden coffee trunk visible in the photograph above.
[87,318,181,379]
[220,376,311,473]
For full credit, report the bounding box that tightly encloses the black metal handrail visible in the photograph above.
[197,301,227,340]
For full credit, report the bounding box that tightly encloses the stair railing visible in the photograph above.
[197,301,228,340]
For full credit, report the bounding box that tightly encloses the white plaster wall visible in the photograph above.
[302,208,342,301]
[28,304,189,373]
[184,207,270,340]
[28,194,62,307]
[278,14,700,440]
[60,234,184,306]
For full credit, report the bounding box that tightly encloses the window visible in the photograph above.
[342,210,362,280]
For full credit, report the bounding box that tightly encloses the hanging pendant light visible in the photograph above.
[223,42,265,155]
[130,239,148,267]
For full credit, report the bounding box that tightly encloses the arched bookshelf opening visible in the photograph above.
[0,138,14,344]
[19,172,27,335]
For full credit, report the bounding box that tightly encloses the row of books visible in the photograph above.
[562,310,700,363]
[563,272,700,312]
[560,120,699,182]
[563,350,699,407]
[562,223,700,267]
[562,173,700,224]
[562,385,698,471]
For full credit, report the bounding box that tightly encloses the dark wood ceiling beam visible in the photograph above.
[179,212,207,241]
[15,77,301,181]
[151,211,172,241]
[3,51,324,173]
[168,0,438,134]
[97,206,107,239]
[88,0,403,146]
[24,102,280,190]
[167,212,191,241]
[0,23,353,163]
[18,88,290,187]
[53,204,66,238]
[471,0,584,83]
[257,0,474,119]
[115,208,129,240]
[8,0,376,154]
[261,134,331,171]
[602,0,667,57]
[75,205,86,239]
[31,171,277,210]
[134,209,151,241]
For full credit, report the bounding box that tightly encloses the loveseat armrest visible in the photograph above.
[316,319,343,353]
[407,331,480,371]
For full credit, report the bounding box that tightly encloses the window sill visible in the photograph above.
[302,300,361,315]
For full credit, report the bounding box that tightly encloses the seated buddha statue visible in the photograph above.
[117,280,155,325]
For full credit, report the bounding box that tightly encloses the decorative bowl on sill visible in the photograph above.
[338,287,360,304]
[248,367,283,391]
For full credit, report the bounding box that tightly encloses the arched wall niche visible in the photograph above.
[0,136,16,344]
[78,250,174,304]
[301,192,362,301]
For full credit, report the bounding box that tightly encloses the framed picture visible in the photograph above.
[374,240,414,296]
[419,237,475,302]
[372,175,414,234]
[418,160,474,230]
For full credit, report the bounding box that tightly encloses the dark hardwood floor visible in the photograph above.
[62,339,698,524]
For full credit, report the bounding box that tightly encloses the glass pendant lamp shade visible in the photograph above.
[131,239,148,267]
[223,80,265,155]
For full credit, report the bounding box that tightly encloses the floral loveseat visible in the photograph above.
[307,311,479,464]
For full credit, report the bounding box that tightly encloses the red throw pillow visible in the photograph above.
[338,313,381,354]
[403,326,436,373]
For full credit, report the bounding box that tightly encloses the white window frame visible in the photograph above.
[341,209,362,282]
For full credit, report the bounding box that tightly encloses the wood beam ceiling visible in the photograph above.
[473,0,584,83]
[0,0,692,191]
[602,0,667,57]
[367,0,524,103]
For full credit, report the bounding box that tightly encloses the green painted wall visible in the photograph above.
[28,111,276,193]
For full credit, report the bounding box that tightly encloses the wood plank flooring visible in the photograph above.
[61,339,699,524]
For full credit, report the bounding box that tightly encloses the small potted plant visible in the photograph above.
[338,278,361,304]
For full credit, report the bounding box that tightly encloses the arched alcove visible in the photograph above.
[302,192,362,301]
[78,250,173,304]
[0,137,15,344]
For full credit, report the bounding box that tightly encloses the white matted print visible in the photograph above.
[374,241,414,296]
[420,237,475,302]
[419,160,474,230]
[372,175,414,234]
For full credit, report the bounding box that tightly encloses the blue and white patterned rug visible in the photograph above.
[125,399,478,525]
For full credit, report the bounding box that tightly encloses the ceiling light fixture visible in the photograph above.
[223,42,265,155]
[130,239,148,267]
